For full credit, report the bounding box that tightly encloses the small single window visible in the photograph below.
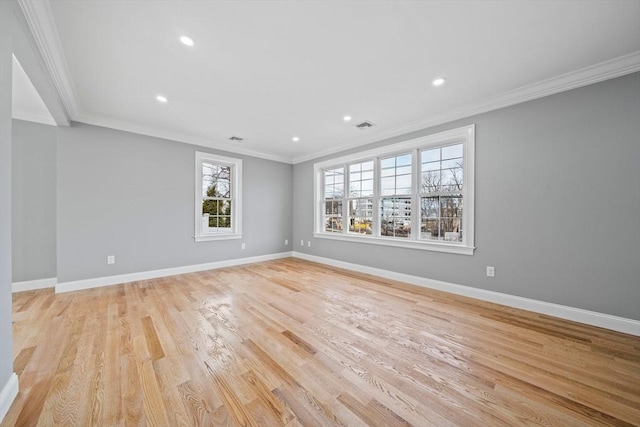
[195,152,242,242]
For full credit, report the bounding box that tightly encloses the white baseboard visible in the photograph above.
[0,373,18,424]
[12,277,57,293]
[292,251,640,336]
[55,251,294,294]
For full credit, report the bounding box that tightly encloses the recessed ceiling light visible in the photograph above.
[180,36,194,46]
[343,115,352,122]
[432,77,446,87]
[292,136,300,142]
[156,95,168,103]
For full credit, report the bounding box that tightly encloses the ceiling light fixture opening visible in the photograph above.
[432,77,446,86]
[292,136,300,142]
[156,95,168,103]
[343,115,352,122]
[180,36,194,46]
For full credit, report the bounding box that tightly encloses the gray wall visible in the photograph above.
[12,119,57,282]
[0,0,15,393]
[293,72,640,320]
[57,123,293,283]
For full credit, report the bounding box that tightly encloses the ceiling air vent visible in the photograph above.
[229,136,243,142]
[354,120,376,129]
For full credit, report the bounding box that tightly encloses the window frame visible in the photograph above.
[313,124,475,255]
[194,151,242,242]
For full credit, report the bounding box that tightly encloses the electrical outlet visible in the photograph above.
[300,240,304,246]
[241,243,246,250]
[285,239,288,245]
[307,241,311,247]
[107,255,115,265]
[486,266,495,277]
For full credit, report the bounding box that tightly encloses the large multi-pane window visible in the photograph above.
[195,152,242,241]
[314,125,475,255]
[348,161,374,235]
[420,144,463,242]
[323,167,344,233]
[380,154,412,238]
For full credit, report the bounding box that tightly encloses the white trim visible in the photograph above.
[12,277,56,293]
[292,252,640,336]
[76,114,293,164]
[55,252,293,294]
[17,0,80,119]
[314,124,475,256]
[17,3,638,168]
[313,233,474,255]
[0,373,19,424]
[292,51,640,164]
[12,108,56,126]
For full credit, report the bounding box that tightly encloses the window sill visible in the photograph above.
[194,233,242,242]
[313,232,475,255]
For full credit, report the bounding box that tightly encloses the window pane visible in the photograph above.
[202,199,219,216]
[397,154,412,166]
[380,198,411,238]
[324,200,343,233]
[361,179,374,196]
[349,199,373,235]
[380,154,412,196]
[421,171,441,193]
[380,157,395,168]
[422,148,439,163]
[421,197,439,218]
[349,181,361,196]
[420,195,462,242]
[441,195,463,218]
[421,218,440,240]
[442,143,463,160]
[441,159,463,169]
[442,218,462,242]
[441,169,463,188]
[324,168,344,199]
[362,161,374,171]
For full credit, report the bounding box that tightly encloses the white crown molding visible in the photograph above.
[75,113,294,164]
[12,108,56,126]
[17,0,80,119]
[18,0,638,166]
[56,251,293,294]
[0,373,18,425]
[292,51,640,164]
[292,252,640,336]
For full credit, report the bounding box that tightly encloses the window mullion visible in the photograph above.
[411,148,419,241]
[342,163,348,235]
[373,157,381,237]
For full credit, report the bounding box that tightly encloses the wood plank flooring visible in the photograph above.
[3,258,639,426]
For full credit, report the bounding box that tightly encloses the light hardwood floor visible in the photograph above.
[3,258,639,426]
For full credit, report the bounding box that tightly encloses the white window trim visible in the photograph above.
[194,151,243,242]
[313,124,475,255]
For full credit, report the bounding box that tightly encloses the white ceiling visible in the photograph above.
[16,0,640,163]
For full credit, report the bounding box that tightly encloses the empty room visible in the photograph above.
[1,0,639,426]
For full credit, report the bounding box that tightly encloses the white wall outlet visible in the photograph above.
[285,239,288,245]
[107,255,115,265]
[307,241,311,247]
[486,266,495,277]
[241,243,246,250]
[300,240,304,246]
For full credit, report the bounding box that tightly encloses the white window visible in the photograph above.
[195,151,242,242]
[314,124,475,255]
